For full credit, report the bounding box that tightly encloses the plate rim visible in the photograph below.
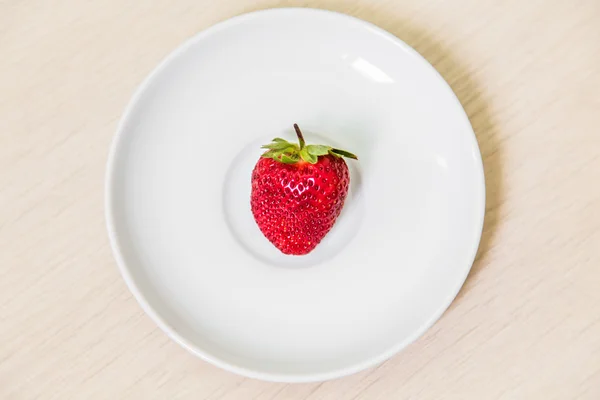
[105,7,486,383]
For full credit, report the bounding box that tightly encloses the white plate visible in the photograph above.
[106,8,485,382]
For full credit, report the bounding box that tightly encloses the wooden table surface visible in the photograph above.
[2,0,600,398]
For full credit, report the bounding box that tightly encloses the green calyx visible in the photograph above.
[261,124,358,165]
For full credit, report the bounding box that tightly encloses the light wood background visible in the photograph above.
[1,0,599,398]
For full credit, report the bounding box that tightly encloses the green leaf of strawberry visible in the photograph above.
[261,141,296,151]
[280,153,300,164]
[300,147,318,164]
[330,148,358,160]
[306,145,331,156]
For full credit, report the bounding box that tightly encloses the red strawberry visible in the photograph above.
[251,124,358,255]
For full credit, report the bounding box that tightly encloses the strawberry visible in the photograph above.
[251,124,358,255]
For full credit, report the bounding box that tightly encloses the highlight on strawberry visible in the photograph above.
[250,124,358,255]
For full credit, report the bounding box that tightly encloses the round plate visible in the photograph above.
[106,8,485,382]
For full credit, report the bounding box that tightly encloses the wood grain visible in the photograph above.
[1,0,599,398]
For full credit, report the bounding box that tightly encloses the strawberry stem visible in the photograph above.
[293,123,306,150]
